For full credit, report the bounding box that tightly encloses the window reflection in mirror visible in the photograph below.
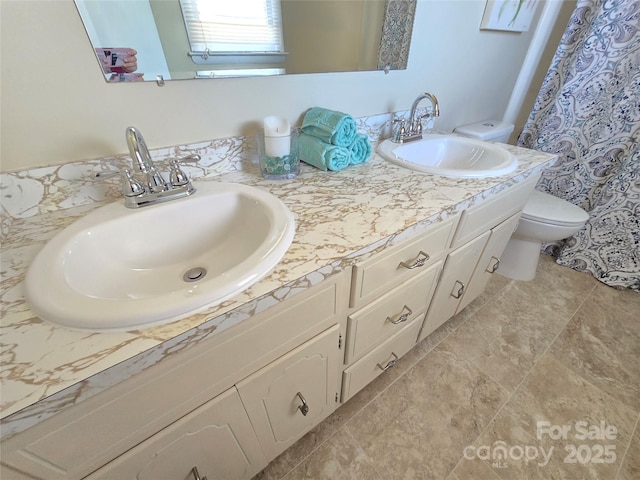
[75,0,416,83]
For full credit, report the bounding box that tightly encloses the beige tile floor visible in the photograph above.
[254,255,640,480]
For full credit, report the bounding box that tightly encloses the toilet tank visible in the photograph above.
[454,120,514,143]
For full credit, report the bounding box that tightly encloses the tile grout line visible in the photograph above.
[443,274,600,477]
[614,410,640,479]
[271,301,485,479]
[268,265,605,479]
[342,422,387,480]
[539,299,640,480]
[492,278,640,479]
[355,276,520,479]
[328,282,517,480]
[539,348,640,477]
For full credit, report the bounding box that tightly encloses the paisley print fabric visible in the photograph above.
[518,0,640,291]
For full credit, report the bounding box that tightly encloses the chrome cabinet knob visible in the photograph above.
[400,251,430,269]
[377,352,399,371]
[451,280,466,299]
[296,392,309,416]
[386,305,413,324]
[487,256,500,273]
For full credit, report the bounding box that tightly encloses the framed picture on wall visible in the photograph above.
[480,0,539,32]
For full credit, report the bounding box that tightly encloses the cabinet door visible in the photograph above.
[456,213,520,313]
[85,388,266,480]
[237,325,341,459]
[418,231,490,343]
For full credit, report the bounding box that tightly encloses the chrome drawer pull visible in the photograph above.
[296,392,309,416]
[451,280,465,299]
[191,466,208,480]
[400,251,430,269]
[487,256,500,273]
[386,305,413,324]
[377,352,399,371]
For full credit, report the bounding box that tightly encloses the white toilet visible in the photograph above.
[454,120,590,281]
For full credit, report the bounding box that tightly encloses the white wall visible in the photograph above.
[0,0,561,172]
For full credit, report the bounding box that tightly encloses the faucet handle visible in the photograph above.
[392,118,407,142]
[122,168,144,197]
[168,154,200,187]
[95,168,145,198]
[122,169,146,197]
[169,159,189,187]
[178,153,201,163]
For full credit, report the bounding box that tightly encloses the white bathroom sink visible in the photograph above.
[25,181,295,331]
[378,134,517,178]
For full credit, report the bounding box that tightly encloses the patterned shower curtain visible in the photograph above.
[518,0,640,291]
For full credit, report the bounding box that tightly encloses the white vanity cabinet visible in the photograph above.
[1,168,546,480]
[0,273,349,480]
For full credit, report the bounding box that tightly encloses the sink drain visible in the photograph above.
[183,267,207,282]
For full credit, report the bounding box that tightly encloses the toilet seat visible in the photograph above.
[521,191,589,227]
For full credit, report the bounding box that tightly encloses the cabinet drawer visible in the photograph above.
[85,388,266,480]
[451,173,538,249]
[350,216,458,308]
[346,262,441,364]
[342,318,422,402]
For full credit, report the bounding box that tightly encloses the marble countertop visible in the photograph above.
[0,143,555,438]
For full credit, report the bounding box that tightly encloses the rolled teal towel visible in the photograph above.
[349,133,372,165]
[299,133,350,171]
[301,107,357,147]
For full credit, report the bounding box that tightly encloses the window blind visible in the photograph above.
[180,0,286,64]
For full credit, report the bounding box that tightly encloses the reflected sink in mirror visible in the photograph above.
[378,134,517,178]
[25,182,295,332]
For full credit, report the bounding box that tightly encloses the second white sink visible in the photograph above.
[378,134,517,178]
[25,181,295,332]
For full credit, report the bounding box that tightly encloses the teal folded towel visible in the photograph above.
[299,133,350,171]
[349,133,372,165]
[301,107,357,147]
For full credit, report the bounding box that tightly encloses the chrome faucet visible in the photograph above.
[126,126,154,174]
[126,126,168,194]
[97,127,199,208]
[393,92,440,143]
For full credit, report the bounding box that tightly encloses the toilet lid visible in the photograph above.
[522,191,589,227]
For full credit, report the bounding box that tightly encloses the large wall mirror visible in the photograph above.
[75,0,416,83]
